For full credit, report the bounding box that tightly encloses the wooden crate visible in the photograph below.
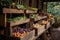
[7,19,30,27]
[20,30,35,40]
[33,25,45,36]
[6,30,35,40]
[12,30,35,40]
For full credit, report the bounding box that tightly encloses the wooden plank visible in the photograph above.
[34,16,47,21]
[7,19,30,27]
[3,8,25,14]
[26,9,37,13]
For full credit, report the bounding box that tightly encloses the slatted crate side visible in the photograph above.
[20,30,35,40]
[34,25,45,36]
[38,25,45,36]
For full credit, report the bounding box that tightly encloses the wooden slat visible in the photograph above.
[3,8,25,14]
[26,9,37,13]
[34,16,47,21]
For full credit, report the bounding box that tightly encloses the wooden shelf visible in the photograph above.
[3,8,38,14]
[34,16,47,21]
[7,19,30,27]
[3,8,25,14]
[26,9,38,13]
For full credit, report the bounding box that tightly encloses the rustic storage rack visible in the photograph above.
[0,0,55,40]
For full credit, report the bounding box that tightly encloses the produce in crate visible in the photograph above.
[30,14,39,18]
[33,23,42,28]
[35,14,40,18]
[7,16,27,22]
[12,27,31,38]
[41,20,48,25]
[12,31,27,38]
[16,4,26,9]
[16,4,38,11]
[30,14,36,18]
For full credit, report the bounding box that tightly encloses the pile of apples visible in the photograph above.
[11,27,31,38]
[33,23,42,28]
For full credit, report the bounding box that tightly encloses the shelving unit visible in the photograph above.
[0,0,55,40]
[7,19,30,27]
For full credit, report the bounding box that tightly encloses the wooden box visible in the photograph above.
[33,25,45,36]
[16,30,35,40]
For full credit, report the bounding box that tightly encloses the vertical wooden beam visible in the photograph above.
[22,0,29,6]
[43,2,47,13]
[29,0,32,7]
[29,0,37,8]
[3,14,7,27]
[30,18,34,29]
[42,31,47,40]
[0,14,6,26]
[0,14,7,27]
[37,0,42,9]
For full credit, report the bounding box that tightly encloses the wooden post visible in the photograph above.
[3,14,7,27]
[30,18,34,29]
[22,0,29,6]
[42,2,47,14]
[42,31,48,40]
